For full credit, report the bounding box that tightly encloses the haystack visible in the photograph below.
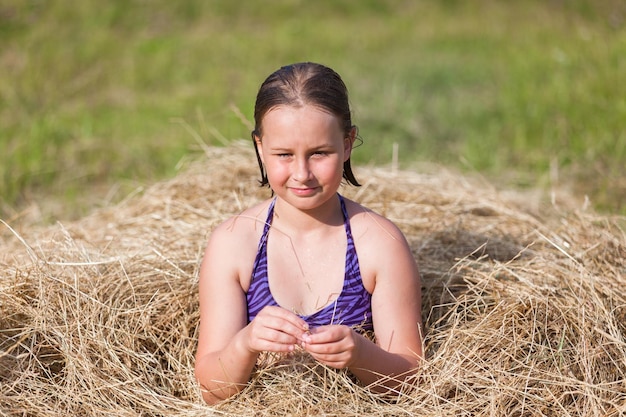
[1,142,625,416]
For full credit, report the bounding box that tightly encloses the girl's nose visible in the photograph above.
[293,158,312,182]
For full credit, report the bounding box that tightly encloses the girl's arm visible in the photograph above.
[194,222,257,404]
[195,220,309,404]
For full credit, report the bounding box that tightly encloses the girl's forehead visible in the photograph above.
[259,105,344,144]
[263,104,337,122]
[261,105,342,134]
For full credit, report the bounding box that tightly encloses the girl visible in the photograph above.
[195,62,423,405]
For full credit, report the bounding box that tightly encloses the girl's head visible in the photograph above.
[252,62,360,187]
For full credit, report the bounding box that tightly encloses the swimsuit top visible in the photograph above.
[247,194,373,331]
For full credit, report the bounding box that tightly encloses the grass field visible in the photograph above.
[1,0,625,220]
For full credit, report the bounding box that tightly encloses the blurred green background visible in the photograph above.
[1,0,625,222]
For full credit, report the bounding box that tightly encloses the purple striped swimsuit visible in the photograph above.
[247,194,373,331]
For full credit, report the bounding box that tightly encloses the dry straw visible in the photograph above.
[1,142,625,416]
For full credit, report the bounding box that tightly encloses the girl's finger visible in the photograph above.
[259,306,309,335]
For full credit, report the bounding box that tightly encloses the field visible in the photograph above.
[1,0,625,221]
[1,1,626,416]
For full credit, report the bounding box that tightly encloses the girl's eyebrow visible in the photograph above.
[269,143,335,152]
[311,145,335,152]
[269,146,293,152]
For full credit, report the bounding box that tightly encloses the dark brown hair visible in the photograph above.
[251,62,361,187]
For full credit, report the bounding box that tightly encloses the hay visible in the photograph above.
[1,142,625,416]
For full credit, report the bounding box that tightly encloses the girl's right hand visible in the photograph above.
[243,306,309,354]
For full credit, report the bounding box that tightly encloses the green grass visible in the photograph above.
[1,0,625,221]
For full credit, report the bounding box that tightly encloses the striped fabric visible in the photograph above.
[246,194,373,332]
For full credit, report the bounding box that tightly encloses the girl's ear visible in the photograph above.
[343,126,357,161]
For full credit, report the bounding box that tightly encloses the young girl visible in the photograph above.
[195,62,423,405]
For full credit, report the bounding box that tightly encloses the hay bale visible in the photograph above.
[1,142,625,416]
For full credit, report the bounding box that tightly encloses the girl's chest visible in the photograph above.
[265,232,347,316]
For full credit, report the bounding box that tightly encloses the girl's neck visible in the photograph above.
[272,194,343,234]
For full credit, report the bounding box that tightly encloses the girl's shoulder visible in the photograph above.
[342,197,407,243]
[208,199,273,248]
[203,198,274,285]
[341,196,416,287]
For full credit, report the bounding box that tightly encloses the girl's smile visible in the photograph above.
[289,187,318,197]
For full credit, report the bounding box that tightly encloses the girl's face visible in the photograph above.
[255,104,354,211]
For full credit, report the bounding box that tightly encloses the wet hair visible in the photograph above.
[251,62,361,187]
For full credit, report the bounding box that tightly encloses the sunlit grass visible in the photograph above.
[1,0,624,220]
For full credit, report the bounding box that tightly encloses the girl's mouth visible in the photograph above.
[289,187,317,196]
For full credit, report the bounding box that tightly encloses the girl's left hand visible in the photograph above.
[301,325,362,369]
